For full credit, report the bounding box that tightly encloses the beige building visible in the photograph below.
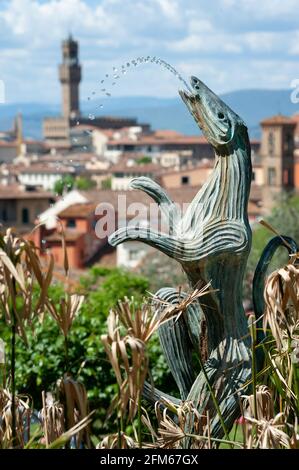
[159,161,213,189]
[43,116,71,148]
[0,185,54,232]
[259,115,296,209]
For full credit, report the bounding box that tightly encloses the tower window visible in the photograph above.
[2,208,7,222]
[181,176,190,185]
[22,208,29,224]
[283,169,291,185]
[268,132,275,156]
[268,168,276,186]
[285,133,293,153]
[67,218,76,228]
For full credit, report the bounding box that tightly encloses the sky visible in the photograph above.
[0,0,299,104]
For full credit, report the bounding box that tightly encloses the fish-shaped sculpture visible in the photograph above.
[109,77,297,442]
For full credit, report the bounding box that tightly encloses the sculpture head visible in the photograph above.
[179,76,246,149]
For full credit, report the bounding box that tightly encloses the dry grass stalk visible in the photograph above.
[46,294,84,338]
[39,391,64,446]
[46,415,93,449]
[102,284,213,424]
[101,301,150,421]
[0,388,31,448]
[242,386,295,448]
[142,398,207,449]
[97,432,136,449]
[244,413,291,449]
[151,281,217,327]
[58,374,92,448]
[264,258,299,351]
[0,228,54,343]
[242,385,274,421]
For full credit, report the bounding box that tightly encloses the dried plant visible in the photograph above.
[142,398,242,449]
[43,415,93,449]
[46,294,84,338]
[151,281,217,326]
[0,228,54,342]
[97,432,136,449]
[101,300,149,445]
[0,388,32,448]
[58,374,92,448]
[264,261,299,351]
[263,254,299,420]
[242,385,274,421]
[101,285,219,448]
[43,225,84,371]
[243,413,292,449]
[39,391,64,446]
[0,228,54,446]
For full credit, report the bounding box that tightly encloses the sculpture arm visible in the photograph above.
[109,219,249,262]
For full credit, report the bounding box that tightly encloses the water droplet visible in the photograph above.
[76,121,80,126]
[122,70,127,75]
[105,74,109,78]
[41,239,46,245]
[112,82,116,86]
[73,138,78,143]
[113,67,118,72]
[113,74,119,79]
[101,88,106,92]
[89,113,95,120]
[92,91,96,95]
[99,104,103,108]
[87,96,90,101]
[101,79,104,83]
[126,62,130,67]
[83,146,87,150]
[106,92,111,96]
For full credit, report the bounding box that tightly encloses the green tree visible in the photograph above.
[101,177,112,190]
[0,267,175,432]
[136,156,152,165]
[54,175,75,195]
[75,176,97,190]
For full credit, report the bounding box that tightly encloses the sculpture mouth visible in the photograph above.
[179,78,212,138]
[179,76,235,147]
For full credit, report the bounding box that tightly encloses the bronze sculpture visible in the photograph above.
[109,77,298,442]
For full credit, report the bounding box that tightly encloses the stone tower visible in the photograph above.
[59,35,81,119]
[260,115,296,209]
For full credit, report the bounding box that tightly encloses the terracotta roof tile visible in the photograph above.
[58,203,97,218]
[261,115,296,126]
[0,140,17,148]
[111,161,161,174]
[0,185,54,199]
[107,135,208,146]
[20,165,75,174]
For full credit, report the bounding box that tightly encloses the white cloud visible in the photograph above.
[220,0,299,19]
[0,0,298,103]
[168,33,242,54]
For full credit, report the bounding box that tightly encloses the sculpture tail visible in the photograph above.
[252,235,298,357]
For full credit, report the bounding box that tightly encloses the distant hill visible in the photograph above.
[1,89,298,140]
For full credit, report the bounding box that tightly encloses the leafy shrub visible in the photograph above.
[0,267,175,432]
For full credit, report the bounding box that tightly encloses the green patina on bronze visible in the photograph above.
[109,77,298,442]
